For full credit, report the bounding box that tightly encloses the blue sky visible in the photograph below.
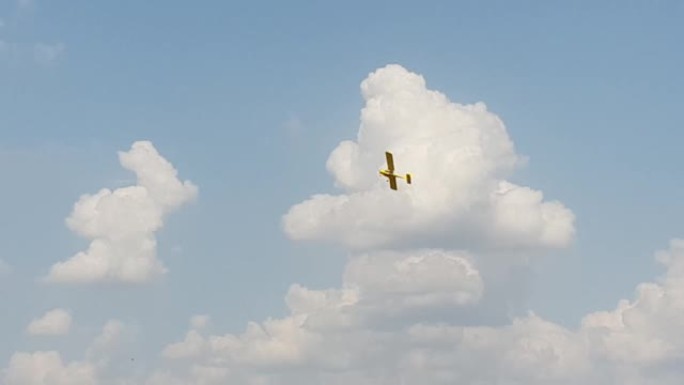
[2,1,684,384]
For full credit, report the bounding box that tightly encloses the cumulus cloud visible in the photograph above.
[144,65,684,385]
[151,238,684,385]
[283,64,574,251]
[579,239,684,369]
[339,249,483,323]
[3,351,96,385]
[4,319,130,385]
[86,320,125,359]
[9,64,681,385]
[190,315,212,330]
[144,65,578,384]
[26,308,72,336]
[155,249,485,381]
[45,141,197,284]
[86,319,142,382]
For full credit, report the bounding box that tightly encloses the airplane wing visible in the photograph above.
[388,174,398,190]
[385,151,395,171]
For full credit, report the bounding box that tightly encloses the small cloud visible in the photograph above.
[190,315,211,330]
[89,320,125,351]
[26,308,72,336]
[283,114,305,140]
[17,0,34,9]
[0,40,9,56]
[33,42,65,65]
[3,351,96,385]
[45,141,198,285]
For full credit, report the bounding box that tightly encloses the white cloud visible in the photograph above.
[146,65,579,384]
[156,249,485,380]
[152,238,684,385]
[144,65,682,385]
[282,64,574,252]
[5,319,131,385]
[3,351,96,385]
[579,238,684,368]
[46,141,198,284]
[87,319,125,359]
[190,315,211,330]
[26,308,72,336]
[8,64,684,385]
[85,319,139,382]
[338,249,484,322]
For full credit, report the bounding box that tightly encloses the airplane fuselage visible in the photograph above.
[379,169,394,178]
[380,169,406,179]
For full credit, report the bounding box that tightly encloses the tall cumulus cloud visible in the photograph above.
[147,64,583,384]
[283,64,574,251]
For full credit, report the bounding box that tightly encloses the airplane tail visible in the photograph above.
[406,173,412,184]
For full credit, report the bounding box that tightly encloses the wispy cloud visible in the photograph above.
[0,259,10,276]
[0,1,67,66]
[17,0,34,10]
[33,42,65,65]
[284,114,305,140]
[0,40,10,57]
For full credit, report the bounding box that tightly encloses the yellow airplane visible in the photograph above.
[379,151,412,190]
